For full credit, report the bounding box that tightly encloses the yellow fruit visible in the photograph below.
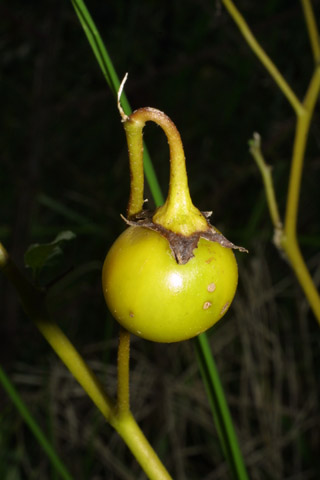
[102,225,238,343]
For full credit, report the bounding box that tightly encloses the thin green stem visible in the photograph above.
[70,0,126,101]
[195,334,249,480]
[248,133,283,233]
[0,365,73,480]
[248,133,319,322]
[300,0,320,64]
[70,0,163,207]
[117,328,131,415]
[221,0,304,115]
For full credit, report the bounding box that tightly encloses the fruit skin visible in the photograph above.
[102,225,238,343]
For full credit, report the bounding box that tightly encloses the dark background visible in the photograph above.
[1,1,319,479]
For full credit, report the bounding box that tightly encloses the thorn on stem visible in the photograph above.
[118,73,129,122]
[248,132,261,153]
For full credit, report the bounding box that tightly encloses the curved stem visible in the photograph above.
[123,107,208,234]
[221,0,304,115]
[300,0,320,64]
[117,327,131,415]
[124,107,189,211]
[123,118,145,216]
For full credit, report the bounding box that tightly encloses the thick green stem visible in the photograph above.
[123,107,208,235]
[112,413,173,480]
[0,242,173,480]
[282,67,320,323]
[284,67,320,239]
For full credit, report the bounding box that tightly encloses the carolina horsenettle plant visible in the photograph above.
[102,77,246,343]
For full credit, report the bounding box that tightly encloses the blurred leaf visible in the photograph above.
[24,230,76,275]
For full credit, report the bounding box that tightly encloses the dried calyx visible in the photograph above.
[118,75,247,264]
[122,210,247,265]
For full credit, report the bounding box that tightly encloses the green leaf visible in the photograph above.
[24,230,76,274]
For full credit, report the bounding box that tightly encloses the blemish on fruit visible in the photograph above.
[207,282,216,292]
[129,311,134,317]
[221,302,230,315]
[205,257,214,264]
[203,301,212,310]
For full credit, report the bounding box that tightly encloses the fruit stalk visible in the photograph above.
[123,107,208,235]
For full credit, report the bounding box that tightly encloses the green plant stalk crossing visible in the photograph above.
[0,241,173,480]
[71,1,249,478]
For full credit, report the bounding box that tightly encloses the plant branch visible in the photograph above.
[67,3,248,477]
[248,66,320,323]
[300,0,320,64]
[0,243,115,421]
[282,66,320,323]
[221,0,304,115]
[248,133,283,241]
[0,242,173,479]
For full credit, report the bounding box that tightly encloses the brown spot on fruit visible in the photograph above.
[205,257,214,264]
[203,301,212,310]
[207,282,216,292]
[220,302,230,315]
[129,311,134,317]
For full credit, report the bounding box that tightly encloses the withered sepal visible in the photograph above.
[121,210,248,265]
